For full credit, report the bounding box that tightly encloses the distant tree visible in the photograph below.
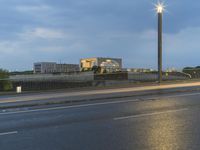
[0,69,12,91]
[183,67,194,70]
[92,66,101,74]
[81,67,93,72]
[81,68,85,72]
[182,66,200,78]
[9,70,33,75]
[102,69,107,74]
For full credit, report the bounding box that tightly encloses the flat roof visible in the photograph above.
[80,57,122,60]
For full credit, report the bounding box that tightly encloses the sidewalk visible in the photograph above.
[1,81,200,109]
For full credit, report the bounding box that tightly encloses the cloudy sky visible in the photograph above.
[0,0,199,71]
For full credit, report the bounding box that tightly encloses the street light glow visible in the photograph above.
[155,2,165,13]
[157,5,163,13]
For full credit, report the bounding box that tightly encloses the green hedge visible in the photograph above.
[0,69,12,91]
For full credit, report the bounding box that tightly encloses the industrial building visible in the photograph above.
[34,62,79,74]
[80,57,122,73]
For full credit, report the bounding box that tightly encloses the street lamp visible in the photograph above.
[155,2,165,83]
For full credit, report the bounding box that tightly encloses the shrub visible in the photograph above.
[0,69,12,91]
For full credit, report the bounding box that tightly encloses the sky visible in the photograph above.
[0,0,199,71]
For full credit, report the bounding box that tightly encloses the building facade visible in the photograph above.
[55,64,80,73]
[80,57,122,73]
[34,62,79,74]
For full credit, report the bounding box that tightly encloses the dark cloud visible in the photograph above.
[0,0,199,70]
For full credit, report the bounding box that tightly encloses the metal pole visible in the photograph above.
[158,12,162,83]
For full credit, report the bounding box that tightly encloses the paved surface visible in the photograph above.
[1,91,200,149]
[0,82,200,104]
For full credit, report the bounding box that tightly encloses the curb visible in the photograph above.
[1,86,200,110]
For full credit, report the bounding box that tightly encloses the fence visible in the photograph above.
[0,71,192,92]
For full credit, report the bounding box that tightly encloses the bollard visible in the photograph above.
[16,86,22,93]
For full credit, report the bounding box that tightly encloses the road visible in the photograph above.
[1,91,200,149]
[1,81,200,104]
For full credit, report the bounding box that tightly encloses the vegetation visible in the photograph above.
[9,70,33,75]
[183,66,200,78]
[0,69,12,91]
[91,66,101,74]
[81,67,101,73]
[81,68,92,72]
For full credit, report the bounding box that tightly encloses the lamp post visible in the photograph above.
[156,3,164,83]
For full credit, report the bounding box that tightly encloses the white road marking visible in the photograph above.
[0,131,18,136]
[114,108,189,120]
[0,99,140,115]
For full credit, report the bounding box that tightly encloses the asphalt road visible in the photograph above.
[1,91,200,150]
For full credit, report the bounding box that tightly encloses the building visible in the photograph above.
[55,64,80,73]
[34,62,79,74]
[34,62,56,74]
[80,57,122,73]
